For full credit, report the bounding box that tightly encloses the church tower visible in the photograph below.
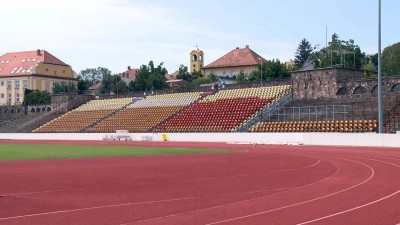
[190,47,204,74]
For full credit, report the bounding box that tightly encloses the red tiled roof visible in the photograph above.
[119,68,140,80]
[89,82,102,90]
[204,46,266,69]
[0,50,68,77]
[165,74,177,80]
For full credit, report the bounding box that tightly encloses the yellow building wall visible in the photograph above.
[35,62,75,78]
[204,65,258,78]
[36,79,42,90]
[0,75,77,106]
[0,77,28,105]
[0,80,6,105]
[0,61,76,105]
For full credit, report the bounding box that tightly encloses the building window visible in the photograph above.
[193,64,196,68]
[15,81,20,89]
[16,94,20,102]
[8,94,11,102]
[45,68,48,72]
[1,93,4,98]
[7,81,12,89]
[23,80,28,89]
[1,81,3,86]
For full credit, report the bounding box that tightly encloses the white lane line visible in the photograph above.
[125,161,339,225]
[0,160,321,197]
[1,188,87,197]
[0,161,193,174]
[205,156,374,225]
[296,154,400,225]
[0,197,196,221]
[296,190,400,224]
[0,159,323,220]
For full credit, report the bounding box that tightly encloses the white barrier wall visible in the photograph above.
[0,132,399,148]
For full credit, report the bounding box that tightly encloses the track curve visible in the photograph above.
[0,140,399,225]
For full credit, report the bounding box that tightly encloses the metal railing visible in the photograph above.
[263,104,378,122]
[384,94,400,133]
[17,103,68,132]
[237,91,292,132]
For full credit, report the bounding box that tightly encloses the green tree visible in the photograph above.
[79,67,112,86]
[191,77,210,86]
[236,71,247,83]
[99,73,113,94]
[52,81,77,94]
[100,74,128,94]
[191,70,203,80]
[362,61,374,78]
[77,75,91,94]
[176,65,192,82]
[23,89,51,105]
[128,80,136,93]
[250,59,290,81]
[132,61,168,91]
[208,73,218,82]
[382,42,400,76]
[113,78,129,94]
[313,33,365,69]
[294,38,314,69]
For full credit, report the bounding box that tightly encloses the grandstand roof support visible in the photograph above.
[378,0,383,133]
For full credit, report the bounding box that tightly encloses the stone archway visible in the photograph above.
[391,83,400,92]
[336,87,348,95]
[353,86,367,95]
[371,85,378,95]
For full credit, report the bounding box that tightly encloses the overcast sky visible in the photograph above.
[0,0,398,74]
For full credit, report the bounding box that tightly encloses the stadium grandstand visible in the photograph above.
[33,97,134,133]
[8,67,400,134]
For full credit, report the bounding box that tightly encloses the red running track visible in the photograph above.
[0,140,400,225]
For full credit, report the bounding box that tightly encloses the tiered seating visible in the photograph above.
[156,85,291,132]
[250,120,378,133]
[86,92,203,133]
[33,98,134,133]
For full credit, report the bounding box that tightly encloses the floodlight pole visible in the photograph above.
[378,0,383,133]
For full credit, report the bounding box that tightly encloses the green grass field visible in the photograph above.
[0,144,230,161]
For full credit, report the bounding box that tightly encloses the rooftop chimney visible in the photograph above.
[127,66,131,70]
[37,49,41,56]
[245,45,249,48]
